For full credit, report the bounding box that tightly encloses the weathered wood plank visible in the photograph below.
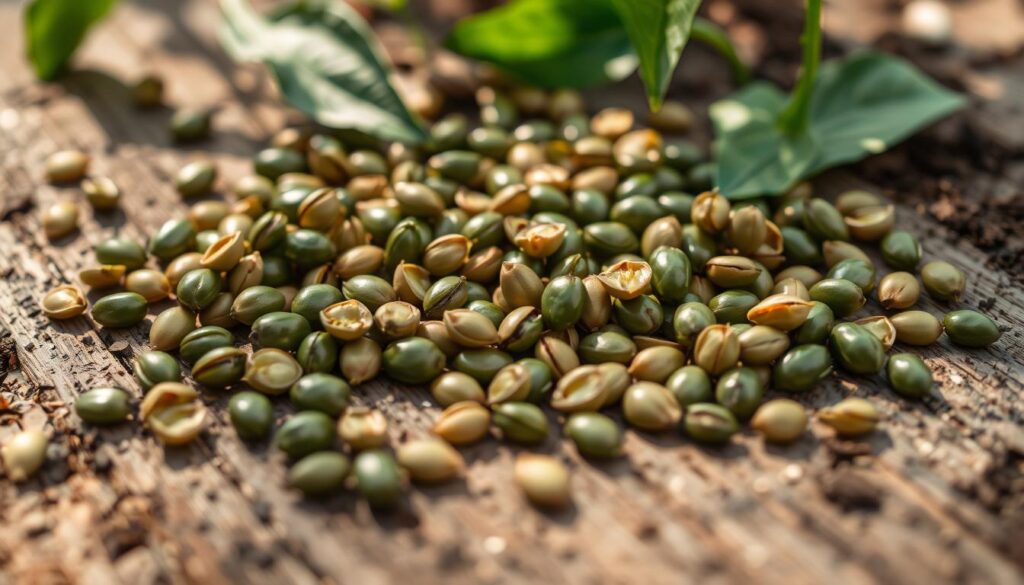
[1,1,1022,584]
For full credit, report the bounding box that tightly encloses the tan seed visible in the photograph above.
[514,454,571,508]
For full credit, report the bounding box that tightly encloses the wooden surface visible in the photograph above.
[1,1,1023,584]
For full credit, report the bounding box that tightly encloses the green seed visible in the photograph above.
[649,247,692,301]
[750,399,807,444]
[665,365,712,406]
[493,402,549,444]
[288,451,350,496]
[170,108,211,142]
[887,353,933,399]
[134,350,181,390]
[452,348,513,384]
[714,367,764,420]
[921,261,966,302]
[826,258,876,293]
[95,237,147,271]
[290,373,351,416]
[250,311,311,351]
[541,275,585,331]
[578,330,636,364]
[802,198,849,241]
[91,292,148,328]
[612,295,664,335]
[890,310,943,346]
[565,412,622,458]
[792,301,834,345]
[75,387,132,425]
[684,403,739,444]
[286,229,336,269]
[342,274,398,313]
[296,331,338,374]
[255,147,307,180]
[772,344,833,393]
[781,227,824,266]
[880,230,921,271]
[354,449,404,508]
[176,269,223,312]
[179,326,234,364]
[228,391,274,440]
[175,161,217,198]
[382,337,446,384]
[829,322,885,375]
[809,278,865,318]
[275,411,335,458]
[191,346,247,389]
[708,290,760,325]
[943,310,1001,348]
[671,302,716,348]
[230,285,286,326]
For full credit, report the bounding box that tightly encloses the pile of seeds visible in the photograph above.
[20,81,1003,510]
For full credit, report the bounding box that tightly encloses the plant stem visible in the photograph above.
[778,0,822,135]
[690,18,750,85]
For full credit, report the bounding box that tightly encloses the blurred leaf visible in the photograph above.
[690,17,749,84]
[24,0,118,80]
[220,0,426,144]
[610,0,700,110]
[445,0,637,89]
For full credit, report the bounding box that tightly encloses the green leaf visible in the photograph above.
[610,0,701,110]
[24,0,118,80]
[220,0,426,144]
[444,0,637,89]
[804,51,966,175]
[711,82,817,199]
[712,51,965,198]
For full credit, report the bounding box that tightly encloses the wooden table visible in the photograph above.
[1,2,1022,584]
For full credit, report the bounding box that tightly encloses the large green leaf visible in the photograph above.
[220,0,426,144]
[711,82,817,199]
[712,52,964,199]
[610,0,701,110]
[444,0,637,89]
[24,0,118,80]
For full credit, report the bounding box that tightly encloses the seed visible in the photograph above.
[79,264,126,290]
[548,365,606,412]
[565,412,622,458]
[288,451,350,496]
[728,206,768,255]
[880,230,922,271]
[887,353,933,399]
[641,216,683,258]
[75,387,131,425]
[808,278,865,318]
[622,382,682,432]
[802,198,848,241]
[228,391,274,440]
[244,348,303,395]
[96,237,147,270]
[251,311,311,351]
[854,315,897,351]
[715,367,764,419]
[41,201,79,239]
[431,372,485,406]
[493,402,549,444]
[40,284,87,320]
[317,300,371,341]
[433,401,490,445]
[612,295,664,335]
[596,260,652,301]
[692,324,740,376]
[487,363,535,405]
[751,399,808,444]
[514,454,571,508]
[339,337,382,385]
[773,344,833,393]
[192,346,247,389]
[396,438,464,483]
[818,397,879,437]
[500,262,544,310]
[176,161,217,198]
[171,108,212,143]
[628,346,685,383]
[889,310,943,346]
[921,261,966,302]
[771,277,810,300]
[684,403,738,444]
[706,256,760,288]
[943,309,1001,348]
[671,302,715,349]
[1,430,48,482]
[534,335,579,379]
[297,187,342,230]
[829,322,885,375]
[295,331,338,374]
[746,294,813,331]
[578,330,636,365]
[877,271,920,309]
[276,411,335,458]
[792,301,834,345]
[666,365,712,406]
[91,292,148,328]
[46,150,90,182]
[338,407,389,450]
[354,449,404,508]
[178,325,233,364]
[140,382,207,445]
[176,268,222,312]
[290,373,351,417]
[134,350,181,390]
[827,258,876,293]
[444,308,500,348]
[200,232,245,272]
[125,269,171,303]
[738,325,790,366]
[382,337,446,384]
[691,191,730,234]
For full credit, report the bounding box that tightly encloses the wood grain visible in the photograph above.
[0,2,1021,584]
